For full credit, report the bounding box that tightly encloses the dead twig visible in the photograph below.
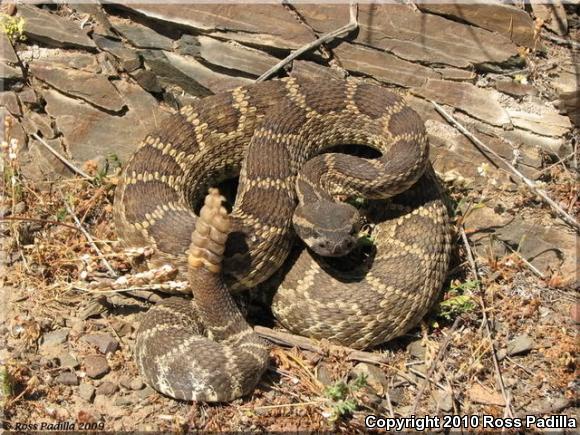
[460,226,514,419]
[256,2,358,82]
[408,317,461,416]
[542,32,580,50]
[254,325,391,365]
[31,133,93,180]
[0,215,81,232]
[59,191,117,277]
[431,102,580,232]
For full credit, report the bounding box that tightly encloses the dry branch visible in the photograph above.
[31,132,92,180]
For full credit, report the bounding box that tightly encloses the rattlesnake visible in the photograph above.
[113,78,452,401]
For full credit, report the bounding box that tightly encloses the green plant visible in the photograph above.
[435,279,478,321]
[0,14,25,43]
[324,373,367,422]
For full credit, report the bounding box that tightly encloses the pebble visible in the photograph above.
[83,355,110,378]
[79,383,95,402]
[136,385,155,400]
[433,390,454,412]
[316,363,334,387]
[507,334,534,356]
[82,333,119,354]
[96,381,119,396]
[350,363,389,396]
[58,352,79,369]
[41,328,70,347]
[386,387,404,405]
[114,394,138,406]
[55,371,79,386]
[407,340,426,359]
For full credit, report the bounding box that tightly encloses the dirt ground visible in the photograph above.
[1,2,578,433]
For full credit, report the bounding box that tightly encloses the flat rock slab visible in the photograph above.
[419,1,537,49]
[290,60,345,82]
[197,36,279,77]
[93,34,141,72]
[42,80,167,163]
[295,4,520,69]
[507,109,572,138]
[17,5,96,49]
[110,17,173,51]
[334,43,439,88]
[29,62,125,112]
[117,3,313,50]
[0,33,22,82]
[412,79,511,127]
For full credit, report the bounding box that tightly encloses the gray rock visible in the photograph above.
[96,381,119,396]
[17,87,38,106]
[58,352,79,369]
[175,34,201,57]
[129,379,145,391]
[136,385,155,400]
[93,34,141,72]
[407,340,426,360]
[17,5,96,49]
[334,43,439,88]
[386,387,404,405]
[130,69,162,93]
[433,389,454,412]
[316,363,334,387]
[83,355,110,379]
[29,62,126,113]
[0,92,21,116]
[18,137,74,183]
[114,394,138,406]
[507,334,534,357]
[82,333,119,355]
[350,363,389,396]
[111,19,173,51]
[79,383,96,402]
[21,111,54,139]
[41,328,70,347]
[495,80,538,98]
[507,109,572,138]
[55,371,79,386]
[197,36,279,77]
[71,2,115,38]
[0,33,22,83]
[290,60,345,82]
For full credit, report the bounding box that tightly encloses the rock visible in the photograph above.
[197,36,279,77]
[290,61,345,82]
[110,18,173,51]
[419,1,537,49]
[41,328,70,347]
[55,371,79,386]
[316,363,334,387]
[0,92,21,116]
[129,379,144,391]
[350,363,389,396]
[334,43,439,88]
[71,2,115,37]
[162,51,253,94]
[117,3,313,50]
[18,87,38,106]
[93,34,141,72]
[570,304,580,324]
[0,32,22,83]
[468,384,506,406]
[83,355,110,379]
[386,387,404,405]
[136,385,155,400]
[295,4,521,69]
[21,111,55,139]
[79,383,96,402]
[96,381,119,396]
[82,333,119,355]
[130,69,162,93]
[175,34,201,57]
[407,340,426,360]
[114,394,138,406]
[558,90,579,127]
[507,109,572,138]
[495,80,538,98]
[42,80,166,163]
[18,137,74,182]
[412,79,511,127]
[58,352,79,369]
[433,67,476,82]
[532,2,568,36]
[29,62,126,113]
[433,389,454,412]
[17,5,96,49]
[507,334,534,357]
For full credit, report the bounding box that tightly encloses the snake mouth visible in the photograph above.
[306,235,358,257]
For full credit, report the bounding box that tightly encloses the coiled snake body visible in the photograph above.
[114,78,452,401]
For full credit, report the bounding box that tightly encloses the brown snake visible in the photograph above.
[113,78,452,401]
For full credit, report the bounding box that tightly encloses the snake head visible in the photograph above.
[293,200,361,257]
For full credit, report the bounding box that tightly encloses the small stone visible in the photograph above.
[112,20,173,51]
[507,334,534,356]
[17,87,37,105]
[114,394,138,406]
[79,383,96,402]
[41,328,70,347]
[0,92,21,116]
[316,363,334,387]
[55,371,79,386]
[58,352,79,369]
[175,34,201,57]
[130,69,162,93]
[96,381,119,396]
[350,363,389,396]
[468,384,506,407]
[495,79,538,98]
[136,385,155,400]
[83,355,110,378]
[433,390,454,412]
[407,340,426,360]
[93,34,141,72]
[129,379,144,391]
[386,387,404,405]
[82,333,119,354]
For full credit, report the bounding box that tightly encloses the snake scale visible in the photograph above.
[113,78,452,401]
